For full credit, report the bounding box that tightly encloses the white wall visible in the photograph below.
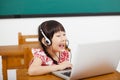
[0,16,120,80]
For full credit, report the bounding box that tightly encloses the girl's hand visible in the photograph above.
[58,61,72,70]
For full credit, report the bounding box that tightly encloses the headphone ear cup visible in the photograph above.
[40,29,51,46]
[45,38,51,46]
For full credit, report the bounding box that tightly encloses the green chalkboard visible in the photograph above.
[0,0,120,18]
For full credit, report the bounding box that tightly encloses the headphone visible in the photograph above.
[40,29,51,46]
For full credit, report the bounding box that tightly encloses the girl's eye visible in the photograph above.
[56,33,66,37]
[56,35,61,37]
[63,33,66,36]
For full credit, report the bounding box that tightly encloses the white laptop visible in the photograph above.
[52,40,120,80]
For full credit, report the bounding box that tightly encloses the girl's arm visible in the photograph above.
[28,57,72,76]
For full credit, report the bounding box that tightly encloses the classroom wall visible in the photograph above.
[0,16,120,80]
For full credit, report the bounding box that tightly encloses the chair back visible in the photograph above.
[18,32,39,45]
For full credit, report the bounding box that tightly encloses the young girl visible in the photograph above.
[28,20,72,76]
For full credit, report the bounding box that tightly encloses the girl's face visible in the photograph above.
[51,31,67,52]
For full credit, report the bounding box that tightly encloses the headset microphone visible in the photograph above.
[40,29,51,45]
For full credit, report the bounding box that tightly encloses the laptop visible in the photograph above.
[52,40,120,80]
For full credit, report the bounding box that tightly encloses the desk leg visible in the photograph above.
[2,56,8,80]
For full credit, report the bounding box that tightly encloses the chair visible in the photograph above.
[18,32,39,45]
[18,32,42,68]
[23,47,34,68]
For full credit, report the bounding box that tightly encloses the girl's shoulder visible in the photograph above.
[31,48,46,57]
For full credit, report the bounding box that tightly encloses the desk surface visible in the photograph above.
[0,44,40,56]
[0,45,24,56]
[17,69,120,80]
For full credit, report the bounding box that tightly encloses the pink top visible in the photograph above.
[30,48,70,66]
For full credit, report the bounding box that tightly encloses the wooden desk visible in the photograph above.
[17,69,120,80]
[17,69,63,80]
[0,45,24,80]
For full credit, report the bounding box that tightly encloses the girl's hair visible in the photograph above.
[38,20,65,64]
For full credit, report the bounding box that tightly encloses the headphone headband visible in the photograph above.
[40,29,51,45]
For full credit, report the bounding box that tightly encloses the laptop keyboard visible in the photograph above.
[62,71,71,77]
